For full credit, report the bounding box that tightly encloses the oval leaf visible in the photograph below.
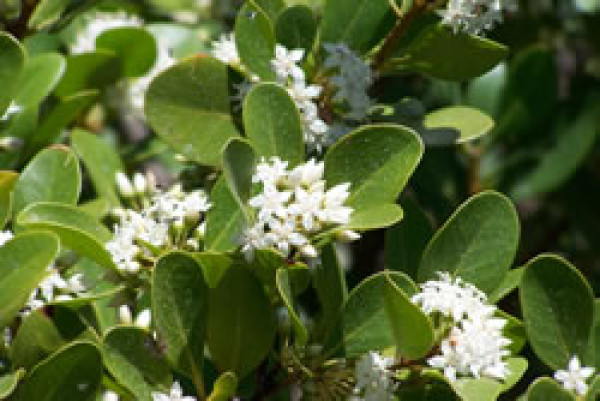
[208,266,276,379]
[153,252,208,378]
[0,232,59,328]
[526,377,576,401]
[520,254,595,369]
[422,106,494,145]
[222,138,257,215]
[14,53,65,107]
[146,57,239,167]
[324,124,423,210]
[205,178,245,252]
[275,5,317,51]
[12,147,81,216]
[0,32,26,113]
[234,3,276,80]
[96,27,157,77]
[0,171,18,229]
[418,191,519,295]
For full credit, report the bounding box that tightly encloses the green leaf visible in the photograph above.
[103,326,172,401]
[16,341,102,401]
[0,369,25,398]
[27,0,70,29]
[276,268,309,347]
[153,252,208,379]
[500,357,528,393]
[453,378,502,401]
[422,106,495,145]
[222,138,257,216]
[54,52,119,97]
[71,129,124,206]
[208,266,276,379]
[313,244,348,342]
[498,310,527,355]
[235,3,276,80]
[345,203,404,231]
[489,268,523,304]
[208,372,238,401]
[383,274,434,360]
[520,254,595,369]
[193,251,234,289]
[593,300,600,368]
[96,27,157,78]
[385,199,433,279]
[205,178,245,252]
[0,232,59,328]
[22,90,98,158]
[418,191,519,295]
[275,5,317,51]
[511,97,599,200]
[395,23,508,81]
[11,310,65,369]
[244,82,305,165]
[588,375,600,401]
[17,202,116,270]
[0,171,18,229]
[326,271,419,357]
[466,63,506,118]
[526,377,576,401]
[146,57,239,167]
[320,0,392,54]
[0,32,26,113]
[324,124,423,210]
[14,53,65,107]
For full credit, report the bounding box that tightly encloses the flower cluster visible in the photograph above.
[352,352,397,401]
[554,356,596,396]
[271,45,330,152]
[412,273,511,381]
[439,0,504,35]
[324,43,374,121]
[242,157,358,260]
[106,172,211,274]
[70,11,143,55]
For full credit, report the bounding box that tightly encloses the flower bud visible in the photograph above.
[118,305,133,324]
[115,172,134,198]
[337,230,361,242]
[103,391,119,401]
[300,244,318,259]
[133,173,147,195]
[134,309,152,329]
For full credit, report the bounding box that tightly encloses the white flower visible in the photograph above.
[414,273,512,381]
[152,382,196,401]
[71,12,143,54]
[212,33,240,65]
[271,44,305,83]
[1,101,22,121]
[252,157,289,186]
[135,308,152,329]
[249,184,292,221]
[554,356,595,396]
[439,0,504,35]
[0,230,13,247]
[286,159,325,189]
[287,81,322,111]
[23,268,86,314]
[354,352,397,401]
[116,172,135,198]
[103,390,120,401]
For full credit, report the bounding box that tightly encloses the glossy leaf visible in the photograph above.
[0,369,25,399]
[222,138,257,215]
[453,378,502,401]
[71,129,124,206]
[0,171,18,229]
[243,83,305,165]
[208,266,276,379]
[383,274,434,360]
[17,202,116,270]
[276,268,309,347]
[54,52,119,97]
[11,310,65,369]
[16,341,103,401]
[489,268,523,304]
[320,0,392,54]
[418,191,519,295]
[0,232,59,328]
[235,3,276,80]
[207,372,238,401]
[205,178,245,252]
[27,0,71,29]
[14,53,65,107]
[324,124,423,210]
[146,57,239,167]
[345,203,404,231]
[153,252,208,379]
[193,251,234,289]
[526,377,576,401]
[500,357,529,393]
[326,271,419,357]
[396,23,508,81]
[275,5,317,51]
[0,32,26,113]
[103,326,172,400]
[422,106,495,145]
[520,254,595,369]
[96,27,157,77]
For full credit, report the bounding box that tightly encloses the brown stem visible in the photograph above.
[7,0,38,40]
[373,0,428,71]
